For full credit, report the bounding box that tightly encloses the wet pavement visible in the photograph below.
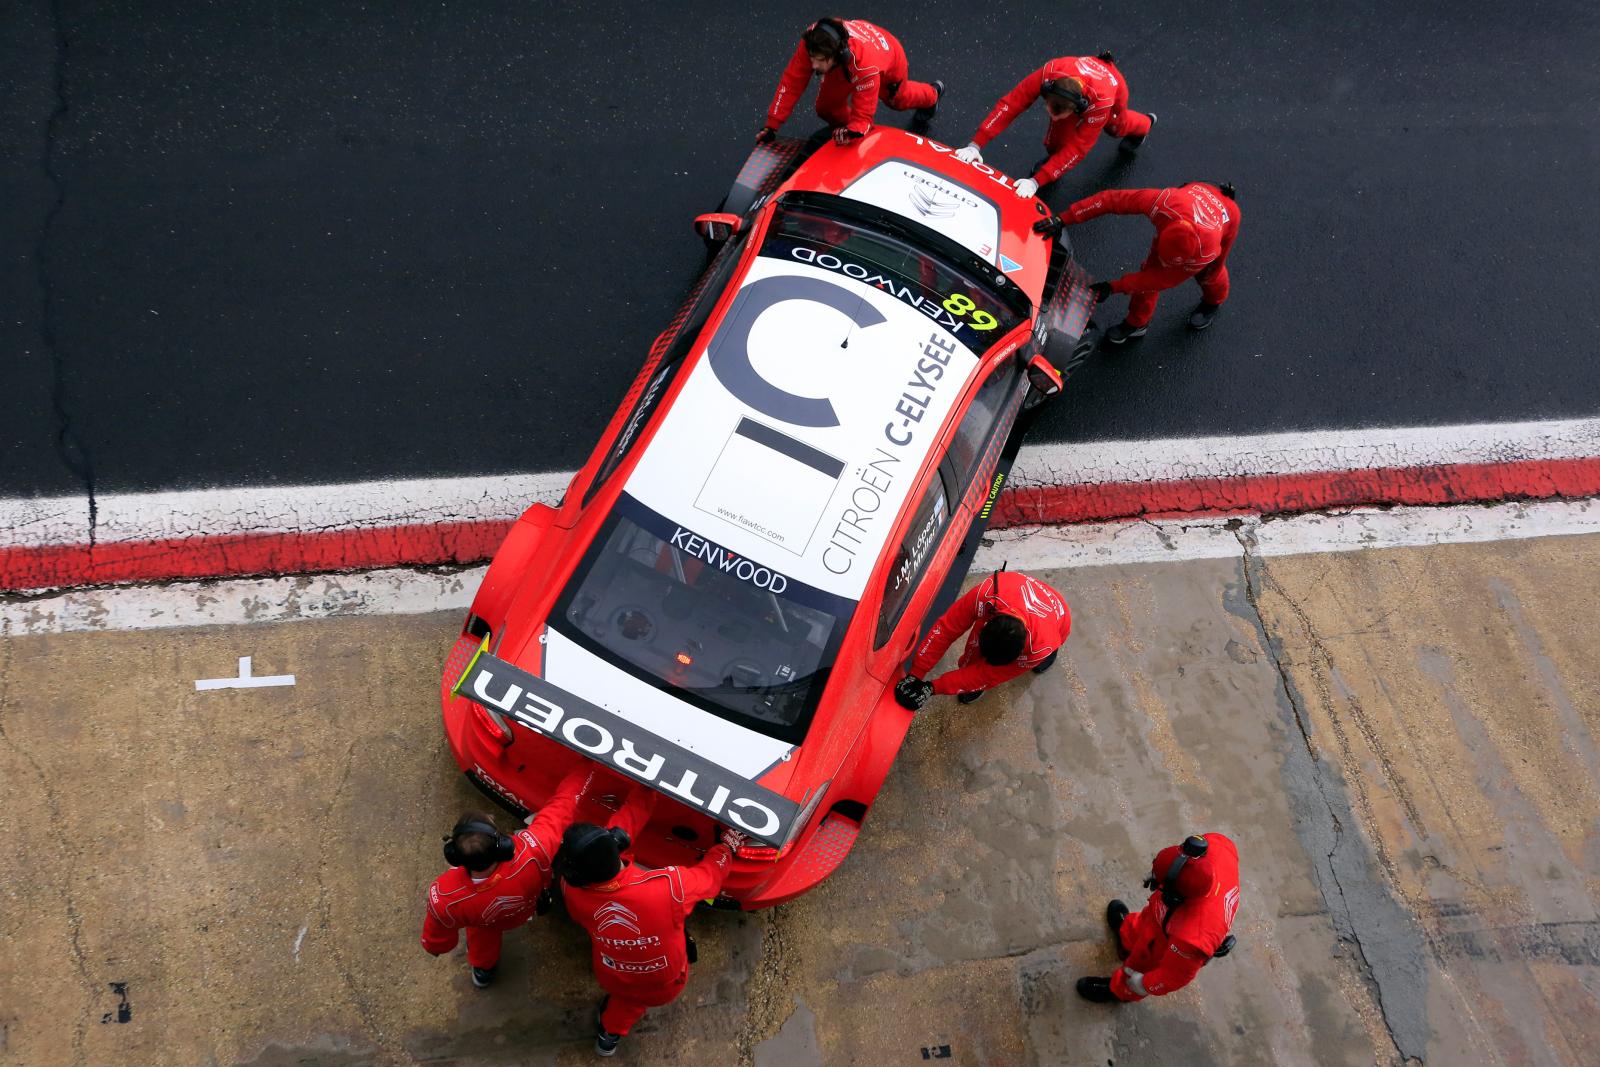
[3,532,1599,1065]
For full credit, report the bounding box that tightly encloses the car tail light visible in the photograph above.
[472,703,514,747]
[735,841,791,862]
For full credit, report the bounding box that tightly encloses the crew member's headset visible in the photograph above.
[1142,834,1237,959]
[808,18,852,66]
[1041,52,1119,114]
[442,818,515,869]
[562,823,633,863]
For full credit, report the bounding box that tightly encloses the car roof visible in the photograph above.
[622,229,1004,603]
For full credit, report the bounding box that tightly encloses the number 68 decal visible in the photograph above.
[943,292,998,331]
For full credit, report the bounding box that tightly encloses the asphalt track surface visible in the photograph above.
[5,1,1600,499]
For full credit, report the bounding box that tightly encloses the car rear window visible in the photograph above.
[550,494,853,746]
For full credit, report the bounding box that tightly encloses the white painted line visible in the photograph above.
[6,497,1600,637]
[5,418,1599,548]
[194,655,295,690]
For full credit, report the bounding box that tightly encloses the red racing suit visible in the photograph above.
[1063,183,1241,327]
[564,836,734,1036]
[765,20,938,135]
[1112,833,1242,1001]
[420,767,593,970]
[911,570,1071,696]
[972,55,1152,186]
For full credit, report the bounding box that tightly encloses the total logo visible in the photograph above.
[905,134,1021,193]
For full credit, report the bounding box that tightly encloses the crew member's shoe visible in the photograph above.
[1076,976,1119,1002]
[1106,899,1130,957]
[1188,302,1222,330]
[1104,321,1148,346]
[470,964,497,989]
[912,80,945,130]
[595,997,622,1057]
[956,690,986,705]
[1119,112,1156,153]
[1031,650,1059,675]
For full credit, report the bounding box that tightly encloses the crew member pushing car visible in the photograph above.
[560,794,744,1057]
[895,568,1071,708]
[420,766,601,988]
[1036,180,1241,343]
[953,52,1154,197]
[758,17,943,147]
[1077,833,1242,1003]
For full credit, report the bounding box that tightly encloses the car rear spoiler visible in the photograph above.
[454,642,801,847]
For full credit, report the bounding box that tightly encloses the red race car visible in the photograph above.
[441,127,1097,908]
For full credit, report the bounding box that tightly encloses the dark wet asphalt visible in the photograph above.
[4,1,1599,497]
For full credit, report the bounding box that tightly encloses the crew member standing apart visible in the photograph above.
[420,766,601,988]
[894,568,1071,709]
[1036,180,1241,342]
[560,794,745,1056]
[1077,833,1242,1003]
[952,52,1154,197]
[758,17,943,147]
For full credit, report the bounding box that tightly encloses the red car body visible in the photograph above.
[441,127,1095,909]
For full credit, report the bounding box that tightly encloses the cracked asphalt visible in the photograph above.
[4,535,1598,1065]
[4,1,1600,501]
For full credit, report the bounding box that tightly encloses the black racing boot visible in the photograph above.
[470,964,497,989]
[1104,321,1148,346]
[1106,899,1130,957]
[595,997,622,1057]
[911,79,945,130]
[1119,112,1156,153]
[1189,302,1222,330]
[1031,650,1059,675]
[1076,976,1119,1002]
[956,690,986,705]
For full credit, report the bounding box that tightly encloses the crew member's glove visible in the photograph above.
[1013,177,1039,199]
[1088,281,1113,303]
[719,827,749,851]
[833,126,865,145]
[894,675,935,711]
[756,126,777,145]
[953,142,983,164]
[1032,214,1064,238]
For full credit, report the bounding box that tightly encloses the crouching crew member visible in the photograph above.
[1078,833,1242,1003]
[560,792,744,1057]
[1035,181,1241,342]
[420,766,599,988]
[895,568,1071,709]
[758,17,943,147]
[954,52,1154,197]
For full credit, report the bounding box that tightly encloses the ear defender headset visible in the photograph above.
[1040,76,1091,114]
[808,18,851,64]
[555,823,633,884]
[1143,834,1209,907]
[442,818,515,870]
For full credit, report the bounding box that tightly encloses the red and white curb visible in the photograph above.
[3,417,1599,595]
[5,497,1599,636]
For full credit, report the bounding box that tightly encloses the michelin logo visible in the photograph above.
[458,653,801,847]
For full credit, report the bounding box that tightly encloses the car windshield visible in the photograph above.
[551,495,853,746]
[764,192,1029,351]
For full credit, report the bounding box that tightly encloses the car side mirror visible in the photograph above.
[693,212,744,244]
[1024,353,1063,397]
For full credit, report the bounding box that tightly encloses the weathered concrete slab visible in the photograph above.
[2,534,1597,1065]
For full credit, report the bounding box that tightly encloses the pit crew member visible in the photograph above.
[758,17,943,147]
[953,52,1154,196]
[420,767,600,988]
[1077,833,1242,1003]
[559,796,741,1057]
[895,569,1071,708]
[1035,181,1241,342]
